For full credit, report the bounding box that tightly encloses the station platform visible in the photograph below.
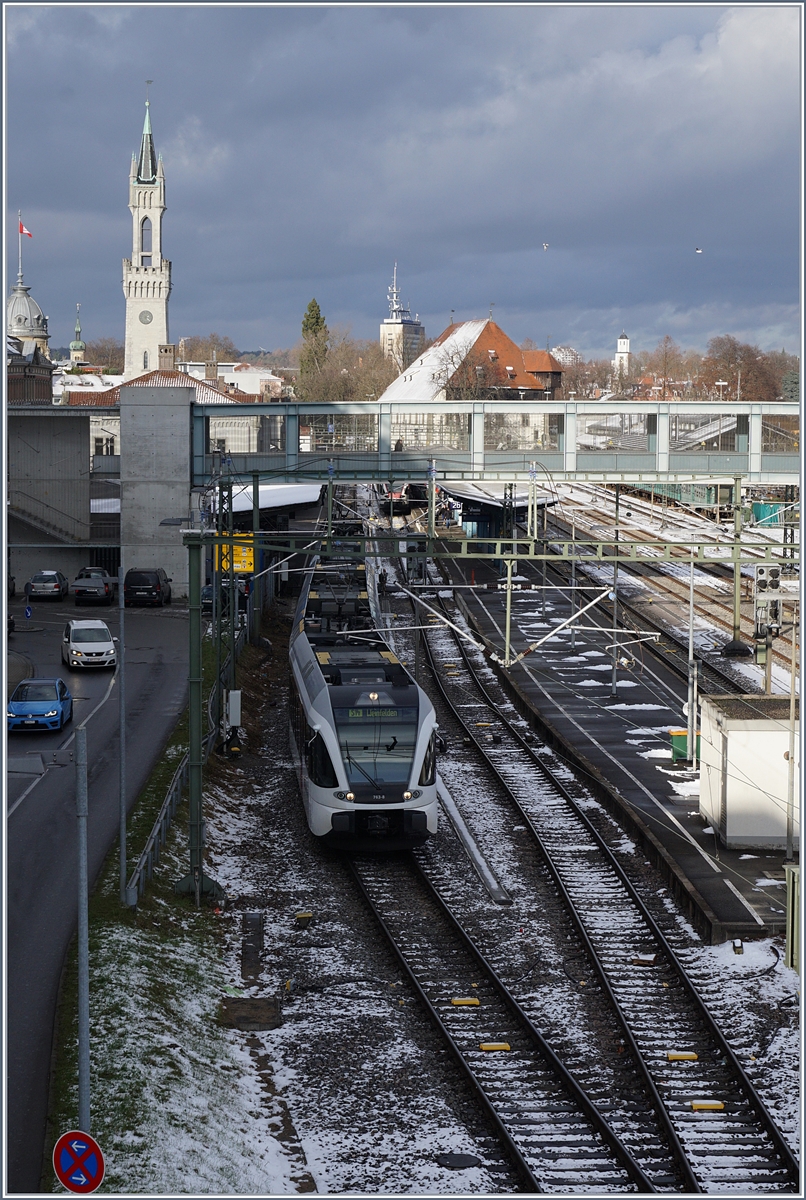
[439,556,792,945]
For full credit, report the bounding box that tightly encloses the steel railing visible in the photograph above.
[125,624,246,907]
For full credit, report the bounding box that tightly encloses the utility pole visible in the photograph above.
[610,485,619,697]
[785,606,798,863]
[687,550,697,762]
[176,532,224,903]
[252,471,261,645]
[723,474,751,656]
[570,516,576,652]
[427,459,436,541]
[504,557,514,667]
[76,725,91,1134]
[118,560,127,904]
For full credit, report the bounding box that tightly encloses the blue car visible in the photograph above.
[7,678,73,731]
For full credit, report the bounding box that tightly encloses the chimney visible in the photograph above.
[205,361,217,381]
[159,344,176,371]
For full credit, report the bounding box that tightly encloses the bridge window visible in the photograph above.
[300,414,378,454]
[392,413,470,451]
[485,412,561,451]
[762,415,799,453]
[207,417,264,454]
[576,413,650,453]
[670,414,737,452]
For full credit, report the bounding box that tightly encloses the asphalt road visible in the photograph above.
[5,596,189,1193]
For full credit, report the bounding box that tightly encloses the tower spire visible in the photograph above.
[75,303,82,339]
[136,91,157,183]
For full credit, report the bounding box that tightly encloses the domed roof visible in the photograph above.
[7,273,49,344]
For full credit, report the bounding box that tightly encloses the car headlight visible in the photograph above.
[44,710,58,717]
[7,710,15,717]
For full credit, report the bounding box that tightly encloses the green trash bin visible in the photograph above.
[669,728,700,761]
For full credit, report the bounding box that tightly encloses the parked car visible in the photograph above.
[72,567,118,606]
[124,567,172,607]
[7,678,73,731]
[61,620,118,669]
[202,578,248,619]
[27,570,69,600]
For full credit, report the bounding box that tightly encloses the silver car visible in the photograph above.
[27,570,69,600]
[61,620,118,669]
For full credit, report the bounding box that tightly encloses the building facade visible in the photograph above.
[123,101,171,378]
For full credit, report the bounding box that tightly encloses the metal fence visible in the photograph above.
[125,624,246,907]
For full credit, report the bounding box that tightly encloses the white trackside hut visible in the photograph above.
[289,553,438,846]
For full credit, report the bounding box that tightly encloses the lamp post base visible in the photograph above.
[722,638,752,657]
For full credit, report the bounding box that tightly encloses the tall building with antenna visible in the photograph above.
[123,94,171,379]
[379,264,424,372]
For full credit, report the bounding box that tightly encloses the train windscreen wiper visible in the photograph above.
[343,743,380,788]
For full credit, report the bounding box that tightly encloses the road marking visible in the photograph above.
[7,671,118,818]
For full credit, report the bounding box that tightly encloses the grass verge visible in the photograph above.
[43,631,280,1193]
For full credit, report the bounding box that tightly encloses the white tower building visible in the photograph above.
[123,101,171,379]
[612,331,630,383]
[380,264,424,373]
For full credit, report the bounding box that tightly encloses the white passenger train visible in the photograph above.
[289,551,438,846]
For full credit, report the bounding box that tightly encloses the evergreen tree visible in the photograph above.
[781,369,799,402]
[299,299,329,396]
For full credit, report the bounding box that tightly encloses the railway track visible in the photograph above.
[405,588,799,1193]
[545,487,798,673]
[348,854,656,1193]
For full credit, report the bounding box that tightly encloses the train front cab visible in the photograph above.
[289,668,438,847]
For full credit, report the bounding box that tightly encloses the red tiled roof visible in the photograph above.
[64,369,254,407]
[432,321,562,389]
[522,349,563,374]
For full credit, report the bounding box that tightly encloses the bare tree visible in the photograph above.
[84,338,125,374]
[178,332,240,362]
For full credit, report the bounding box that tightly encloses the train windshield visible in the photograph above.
[332,706,418,785]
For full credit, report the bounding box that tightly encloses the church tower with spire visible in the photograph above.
[123,98,171,378]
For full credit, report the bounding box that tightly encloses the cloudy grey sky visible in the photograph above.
[5,3,801,358]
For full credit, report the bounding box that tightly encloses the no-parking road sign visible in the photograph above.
[53,1131,105,1193]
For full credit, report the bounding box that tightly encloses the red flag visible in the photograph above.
[19,221,32,237]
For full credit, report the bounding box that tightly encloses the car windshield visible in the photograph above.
[127,573,154,585]
[14,683,58,702]
[32,573,57,583]
[79,570,105,578]
[71,627,111,643]
[332,705,418,785]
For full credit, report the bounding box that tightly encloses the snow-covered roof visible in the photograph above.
[64,370,253,407]
[217,483,323,513]
[379,320,487,404]
[439,480,554,509]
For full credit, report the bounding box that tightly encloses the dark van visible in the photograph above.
[124,568,172,607]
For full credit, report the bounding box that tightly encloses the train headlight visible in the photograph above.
[403,791,412,800]
[334,791,346,801]
[346,791,355,801]
[369,692,379,701]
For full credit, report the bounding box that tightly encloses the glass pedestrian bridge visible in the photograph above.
[192,397,799,486]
